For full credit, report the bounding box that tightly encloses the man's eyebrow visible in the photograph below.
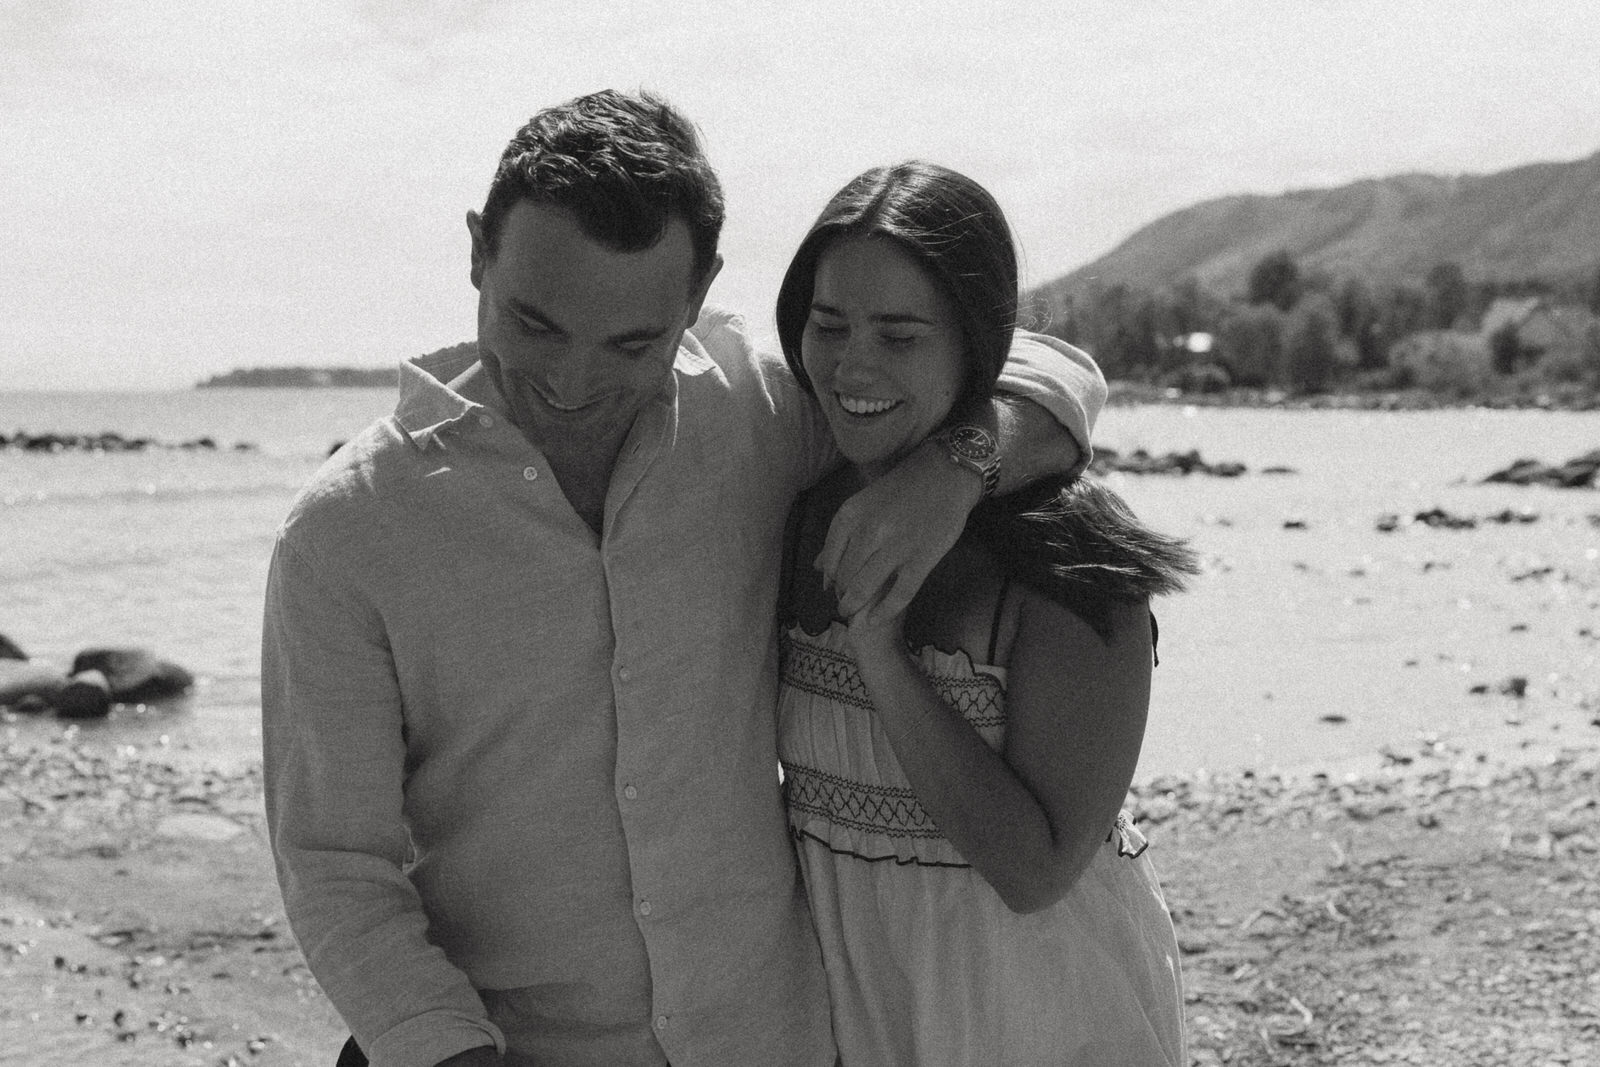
[506,298,666,344]
[507,297,564,333]
[609,324,670,345]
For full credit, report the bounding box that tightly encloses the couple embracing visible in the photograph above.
[263,88,1195,1067]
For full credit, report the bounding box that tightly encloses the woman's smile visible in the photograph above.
[835,392,903,417]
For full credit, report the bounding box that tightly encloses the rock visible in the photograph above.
[1413,507,1477,530]
[1499,676,1528,698]
[1481,457,1548,485]
[55,670,113,719]
[11,693,53,714]
[1481,449,1600,489]
[1088,447,1249,478]
[0,632,26,660]
[0,661,68,705]
[69,648,194,702]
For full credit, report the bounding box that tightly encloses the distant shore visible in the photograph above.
[1106,380,1600,412]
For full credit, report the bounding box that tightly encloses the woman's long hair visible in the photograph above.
[778,161,1198,639]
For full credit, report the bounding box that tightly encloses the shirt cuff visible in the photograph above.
[997,332,1107,481]
[367,1010,505,1067]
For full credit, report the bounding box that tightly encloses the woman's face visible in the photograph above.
[800,235,967,478]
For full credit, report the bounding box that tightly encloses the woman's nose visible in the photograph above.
[835,335,880,379]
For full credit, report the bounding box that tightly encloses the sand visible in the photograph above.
[2,729,1596,1065]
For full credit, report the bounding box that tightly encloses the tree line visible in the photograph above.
[1028,253,1600,400]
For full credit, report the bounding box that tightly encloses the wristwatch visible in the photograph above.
[939,424,1001,498]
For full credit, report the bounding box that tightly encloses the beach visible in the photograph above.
[3,395,1598,1063]
[3,716,1596,1065]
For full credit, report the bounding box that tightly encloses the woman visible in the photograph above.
[774,162,1196,1066]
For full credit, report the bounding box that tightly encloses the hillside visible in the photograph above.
[1034,150,1600,301]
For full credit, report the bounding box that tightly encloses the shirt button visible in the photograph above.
[623,785,638,800]
[617,666,630,682]
[477,413,493,428]
[522,466,538,481]
[638,900,653,917]
[654,1015,668,1031]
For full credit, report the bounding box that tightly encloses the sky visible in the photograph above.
[3,0,1598,390]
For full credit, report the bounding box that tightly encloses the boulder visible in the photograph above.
[0,632,26,660]
[70,647,194,702]
[0,661,68,706]
[56,669,113,719]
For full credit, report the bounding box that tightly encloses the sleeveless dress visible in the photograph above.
[776,618,1187,1067]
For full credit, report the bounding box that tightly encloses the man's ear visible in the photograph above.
[684,253,724,327]
[466,210,487,291]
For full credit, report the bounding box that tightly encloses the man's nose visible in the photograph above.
[545,352,598,400]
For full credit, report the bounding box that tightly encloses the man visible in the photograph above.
[262,89,1105,1067]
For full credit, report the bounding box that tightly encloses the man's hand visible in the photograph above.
[817,437,983,624]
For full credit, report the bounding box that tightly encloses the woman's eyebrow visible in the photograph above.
[810,301,935,326]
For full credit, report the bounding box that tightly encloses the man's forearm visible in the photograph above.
[965,392,1082,496]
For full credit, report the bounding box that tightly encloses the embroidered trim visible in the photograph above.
[781,636,873,709]
[780,633,1007,728]
[791,826,972,870]
[783,761,946,840]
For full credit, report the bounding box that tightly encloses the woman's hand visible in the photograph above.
[817,437,983,624]
[843,589,908,664]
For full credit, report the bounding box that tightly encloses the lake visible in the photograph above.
[3,389,1597,779]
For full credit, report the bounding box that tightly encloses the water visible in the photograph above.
[3,389,1598,777]
[2,389,397,766]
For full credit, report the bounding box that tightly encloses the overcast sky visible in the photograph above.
[3,0,1597,390]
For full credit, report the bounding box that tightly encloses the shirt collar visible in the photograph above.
[392,332,715,449]
[393,346,503,447]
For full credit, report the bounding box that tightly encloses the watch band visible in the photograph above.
[940,424,1001,498]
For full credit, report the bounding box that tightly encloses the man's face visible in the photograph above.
[467,200,721,454]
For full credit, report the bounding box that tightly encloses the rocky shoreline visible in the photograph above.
[1,723,1595,1065]
[0,431,255,453]
[1104,382,1600,413]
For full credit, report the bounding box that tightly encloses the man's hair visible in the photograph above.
[480,89,725,281]
[775,160,1019,407]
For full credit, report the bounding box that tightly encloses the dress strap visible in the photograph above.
[987,574,1012,665]
[778,499,806,622]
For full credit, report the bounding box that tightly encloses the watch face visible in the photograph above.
[948,425,997,460]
